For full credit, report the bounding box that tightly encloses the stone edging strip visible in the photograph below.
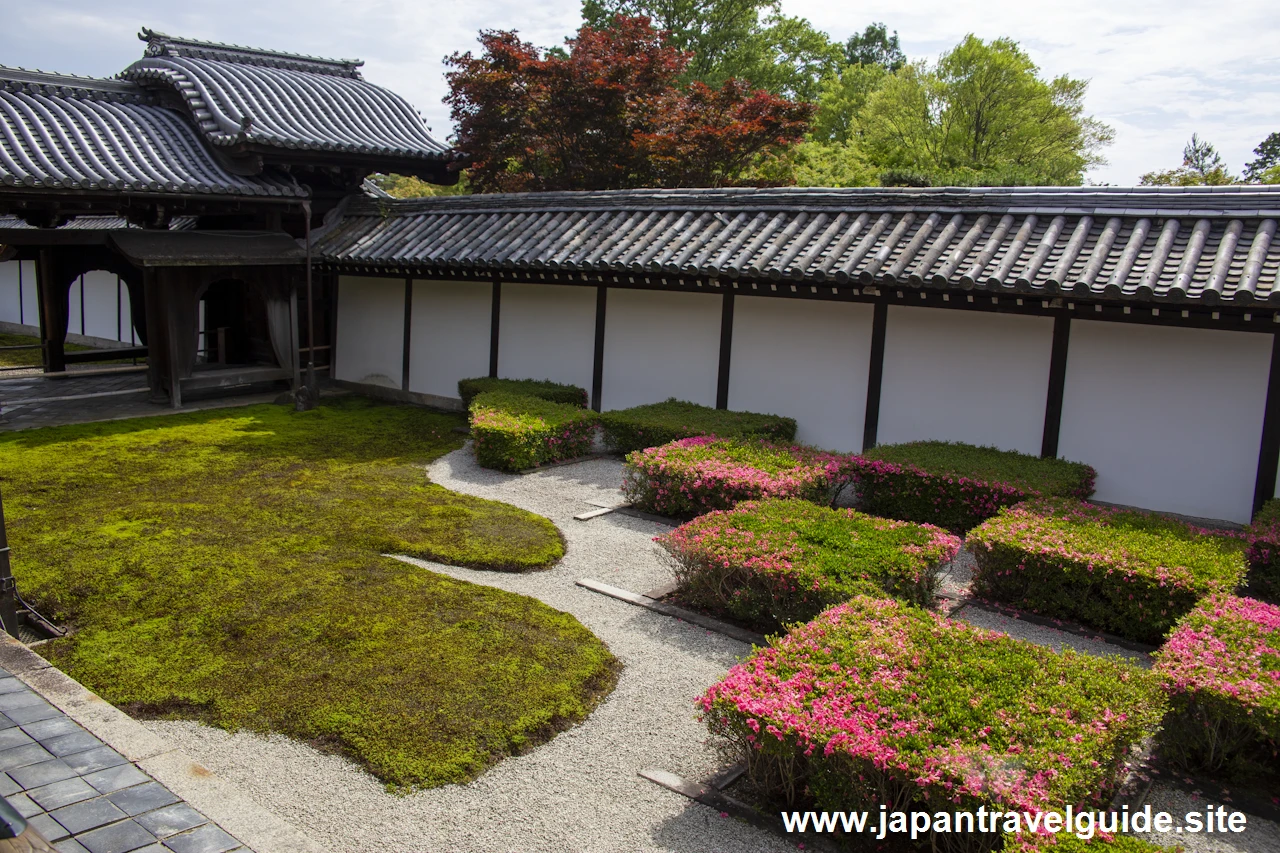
[574,579,766,646]
[0,633,325,853]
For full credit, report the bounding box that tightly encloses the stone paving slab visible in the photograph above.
[0,373,287,433]
[0,666,247,853]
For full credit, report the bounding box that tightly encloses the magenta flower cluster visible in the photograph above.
[657,498,960,629]
[699,597,1165,823]
[967,499,1249,645]
[621,436,857,519]
[1153,594,1280,774]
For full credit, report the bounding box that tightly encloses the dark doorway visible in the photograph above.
[199,279,274,367]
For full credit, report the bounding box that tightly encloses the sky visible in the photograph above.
[2,0,1276,185]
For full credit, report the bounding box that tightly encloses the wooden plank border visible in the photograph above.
[488,278,501,378]
[1253,331,1280,514]
[1040,313,1072,458]
[591,285,607,412]
[861,300,888,451]
[715,290,734,410]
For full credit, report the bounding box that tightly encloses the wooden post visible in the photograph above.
[34,249,67,374]
[401,277,413,392]
[142,269,166,402]
[164,273,183,410]
[488,278,501,378]
[861,301,888,451]
[1041,313,1072,458]
[1253,332,1280,515]
[715,289,735,410]
[591,285,607,412]
[289,279,302,393]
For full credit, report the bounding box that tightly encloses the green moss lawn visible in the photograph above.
[0,397,617,788]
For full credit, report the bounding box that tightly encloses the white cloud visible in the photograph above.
[2,0,1275,183]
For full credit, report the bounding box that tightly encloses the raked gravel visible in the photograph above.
[142,447,1280,852]
[145,447,793,853]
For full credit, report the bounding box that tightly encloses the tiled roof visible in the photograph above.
[121,29,456,164]
[316,186,1280,304]
[0,67,306,198]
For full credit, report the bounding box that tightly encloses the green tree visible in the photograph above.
[580,0,775,85]
[371,173,471,198]
[843,22,905,71]
[580,0,840,100]
[809,62,888,144]
[858,35,1113,185]
[1244,131,1280,183]
[1139,134,1235,186]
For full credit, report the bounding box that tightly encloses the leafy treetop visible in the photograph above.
[1139,133,1236,186]
[444,16,813,192]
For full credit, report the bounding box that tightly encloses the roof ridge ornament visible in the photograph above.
[137,27,365,79]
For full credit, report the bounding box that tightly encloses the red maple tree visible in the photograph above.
[444,17,814,192]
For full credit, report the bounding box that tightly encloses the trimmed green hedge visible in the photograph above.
[702,597,1165,852]
[968,499,1249,644]
[658,498,961,630]
[1154,594,1279,778]
[853,441,1096,534]
[1245,499,1280,603]
[470,391,598,473]
[600,398,796,454]
[458,377,588,410]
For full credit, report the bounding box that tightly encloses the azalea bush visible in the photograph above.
[621,436,856,519]
[470,391,598,472]
[1244,499,1280,603]
[458,377,588,409]
[601,398,796,455]
[853,441,1096,534]
[968,500,1248,645]
[657,499,961,630]
[1153,594,1280,778]
[701,597,1165,852]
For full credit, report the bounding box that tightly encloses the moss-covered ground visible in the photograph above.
[0,396,617,789]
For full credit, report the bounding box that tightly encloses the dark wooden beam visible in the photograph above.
[861,301,888,452]
[1041,314,1072,458]
[592,285,607,412]
[1253,331,1280,515]
[489,278,501,379]
[164,272,183,410]
[715,290,735,410]
[401,277,413,392]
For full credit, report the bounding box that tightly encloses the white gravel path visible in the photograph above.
[145,448,792,853]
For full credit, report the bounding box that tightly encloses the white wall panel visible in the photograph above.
[79,272,130,342]
[601,288,721,410]
[877,306,1053,455]
[334,276,405,388]
[408,279,492,400]
[497,283,596,396]
[0,262,24,325]
[1058,321,1270,523]
[728,296,873,451]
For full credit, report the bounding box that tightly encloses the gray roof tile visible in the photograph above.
[316,186,1280,306]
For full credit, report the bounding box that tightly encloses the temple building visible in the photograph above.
[3,31,1280,523]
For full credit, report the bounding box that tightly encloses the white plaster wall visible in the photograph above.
[334,276,405,388]
[75,272,133,342]
[0,261,35,326]
[727,296,873,451]
[877,306,1054,455]
[496,283,596,396]
[601,288,721,411]
[408,279,492,400]
[1058,321,1270,523]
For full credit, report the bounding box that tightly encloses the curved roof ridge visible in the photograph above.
[139,28,364,79]
[0,66,148,101]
